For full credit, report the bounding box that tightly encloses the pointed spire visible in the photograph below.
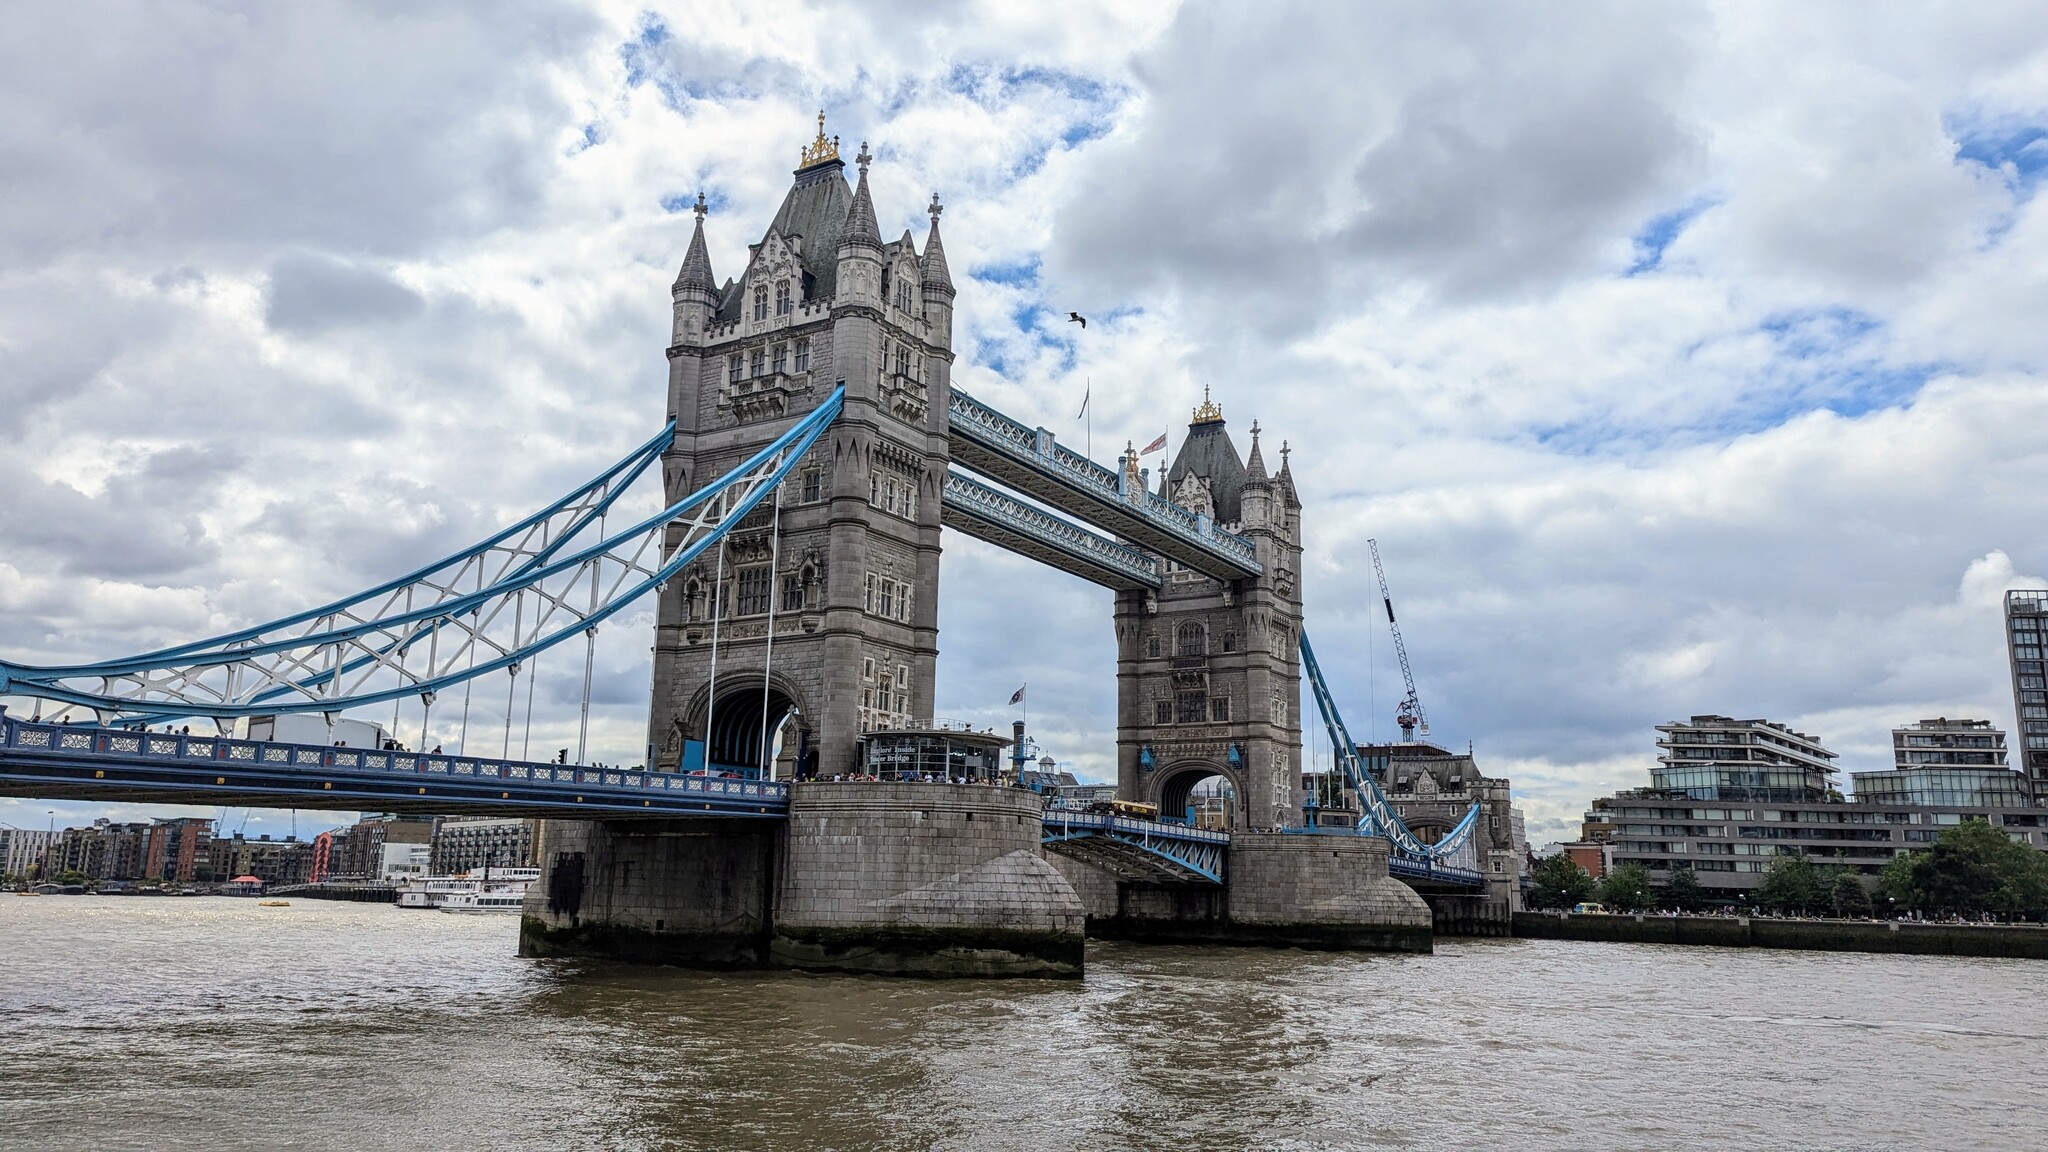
[673,191,716,294]
[1245,420,1268,480]
[922,192,953,290]
[1278,439,1301,507]
[841,141,881,250]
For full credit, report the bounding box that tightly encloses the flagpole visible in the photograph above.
[1085,377,1091,461]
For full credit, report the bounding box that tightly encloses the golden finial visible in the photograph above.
[800,109,841,167]
[1191,382,1223,424]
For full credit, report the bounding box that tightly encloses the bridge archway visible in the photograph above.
[1154,761,1240,831]
[680,675,808,776]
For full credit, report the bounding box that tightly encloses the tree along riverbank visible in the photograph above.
[1513,910,2048,959]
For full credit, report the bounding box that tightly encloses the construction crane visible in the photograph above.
[1366,539,1428,741]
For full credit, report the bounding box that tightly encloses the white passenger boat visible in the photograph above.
[436,888,528,915]
[397,868,539,910]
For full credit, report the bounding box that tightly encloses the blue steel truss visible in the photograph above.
[0,713,788,818]
[1040,807,1228,883]
[939,469,1162,590]
[1299,630,1481,866]
[0,390,844,721]
[947,388,1261,579]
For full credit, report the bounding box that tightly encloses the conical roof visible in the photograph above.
[1245,422,1268,481]
[922,195,953,289]
[672,198,716,294]
[714,158,851,321]
[841,148,882,251]
[1167,401,1247,523]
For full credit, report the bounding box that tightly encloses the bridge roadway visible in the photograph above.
[0,714,786,819]
[3,713,1484,889]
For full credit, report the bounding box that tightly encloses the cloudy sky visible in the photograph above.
[3,1,2046,847]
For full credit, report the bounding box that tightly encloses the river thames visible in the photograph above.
[1,897,2040,1150]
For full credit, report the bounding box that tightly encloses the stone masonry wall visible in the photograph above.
[1084,831,1433,954]
[773,782,1085,976]
[519,817,779,967]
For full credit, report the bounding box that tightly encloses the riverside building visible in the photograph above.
[1583,715,2048,901]
[1852,719,2024,808]
[2007,590,2048,797]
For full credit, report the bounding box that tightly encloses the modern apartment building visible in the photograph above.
[1851,719,2025,808]
[2006,590,2048,797]
[430,816,539,875]
[1651,715,1839,803]
[1585,715,2048,900]
[0,827,54,878]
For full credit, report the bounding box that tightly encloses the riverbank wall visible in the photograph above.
[1514,911,2048,959]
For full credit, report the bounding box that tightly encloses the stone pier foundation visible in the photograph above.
[1075,832,1434,953]
[519,817,778,967]
[773,782,1085,977]
[519,783,1087,978]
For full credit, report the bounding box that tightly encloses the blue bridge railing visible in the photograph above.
[1040,806,1231,883]
[0,713,788,817]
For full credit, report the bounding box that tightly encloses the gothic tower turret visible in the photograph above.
[920,193,955,352]
[1114,393,1306,831]
[647,115,951,780]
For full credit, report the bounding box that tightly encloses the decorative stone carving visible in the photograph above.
[881,370,928,423]
[718,371,812,425]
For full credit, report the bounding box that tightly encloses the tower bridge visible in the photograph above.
[0,118,1510,976]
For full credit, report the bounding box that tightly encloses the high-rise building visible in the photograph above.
[1850,718,2026,808]
[1651,715,1839,803]
[140,817,213,882]
[2005,590,2048,796]
[0,827,55,879]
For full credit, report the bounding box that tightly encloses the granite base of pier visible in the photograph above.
[519,783,1086,978]
[1052,831,1435,955]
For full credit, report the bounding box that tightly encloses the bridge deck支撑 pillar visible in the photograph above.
[519,817,779,967]
[771,782,1086,978]
[1072,831,1433,953]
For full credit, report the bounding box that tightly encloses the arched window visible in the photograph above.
[753,289,768,322]
[894,345,911,378]
[727,355,742,385]
[1175,622,1206,658]
[749,347,765,376]
[794,339,811,373]
[1221,630,1237,653]
[771,343,788,374]
[1147,635,1162,659]
[775,281,792,316]
[894,275,911,312]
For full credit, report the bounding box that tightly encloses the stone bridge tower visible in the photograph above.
[649,118,955,778]
[1114,396,1306,830]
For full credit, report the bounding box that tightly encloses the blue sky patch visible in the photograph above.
[1527,307,1942,454]
[1626,199,1716,276]
[1952,120,2048,197]
[972,256,1041,287]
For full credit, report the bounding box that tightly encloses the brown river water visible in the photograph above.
[0,896,2041,1150]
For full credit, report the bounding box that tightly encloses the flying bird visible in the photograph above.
[1068,311,1086,329]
